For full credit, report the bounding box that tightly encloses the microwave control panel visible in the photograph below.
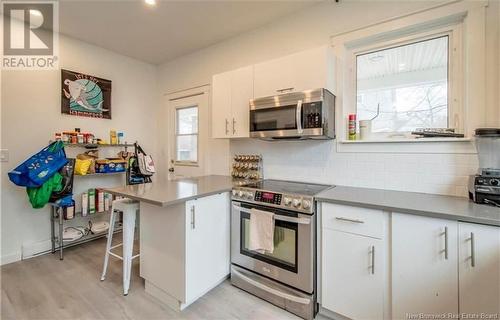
[254,191,282,205]
[303,102,322,129]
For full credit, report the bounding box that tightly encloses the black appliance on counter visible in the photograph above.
[469,128,500,207]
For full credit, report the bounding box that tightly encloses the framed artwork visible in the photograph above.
[61,69,111,119]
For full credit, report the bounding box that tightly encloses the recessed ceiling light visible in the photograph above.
[368,54,384,62]
[144,0,156,6]
[30,9,42,17]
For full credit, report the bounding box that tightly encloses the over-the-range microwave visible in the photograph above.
[249,88,335,140]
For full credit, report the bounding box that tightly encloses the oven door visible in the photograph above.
[231,201,314,293]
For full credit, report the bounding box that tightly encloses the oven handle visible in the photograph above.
[232,268,311,305]
[232,204,311,225]
[296,100,303,134]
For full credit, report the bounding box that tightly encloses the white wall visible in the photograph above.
[1,34,159,264]
[158,0,499,197]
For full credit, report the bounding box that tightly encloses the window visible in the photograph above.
[356,35,449,133]
[175,106,198,164]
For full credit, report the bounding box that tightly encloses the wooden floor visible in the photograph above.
[1,238,307,320]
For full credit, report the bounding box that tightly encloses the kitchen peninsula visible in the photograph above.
[104,175,233,311]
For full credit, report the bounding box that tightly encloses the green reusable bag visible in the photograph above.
[26,172,63,209]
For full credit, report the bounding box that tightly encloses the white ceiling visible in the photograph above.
[59,0,319,65]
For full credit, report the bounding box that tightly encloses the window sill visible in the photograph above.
[340,137,472,144]
[337,137,475,154]
[174,162,199,167]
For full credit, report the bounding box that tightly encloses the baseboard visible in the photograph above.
[145,280,183,311]
[184,274,230,307]
[318,306,350,320]
[1,251,21,266]
[22,239,52,259]
[145,274,230,312]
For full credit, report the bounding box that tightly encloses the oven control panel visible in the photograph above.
[254,191,282,205]
[232,187,314,214]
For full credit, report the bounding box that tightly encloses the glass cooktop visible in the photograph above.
[243,179,332,196]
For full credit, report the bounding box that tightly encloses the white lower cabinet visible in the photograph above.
[140,192,230,310]
[458,222,500,316]
[320,204,500,320]
[321,203,386,320]
[322,229,384,320]
[392,213,459,319]
[185,193,231,303]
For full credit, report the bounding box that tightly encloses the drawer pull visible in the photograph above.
[371,245,375,275]
[443,226,448,260]
[470,232,475,267]
[335,217,365,224]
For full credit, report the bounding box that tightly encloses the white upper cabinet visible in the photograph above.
[392,213,459,319]
[458,222,500,316]
[230,66,253,138]
[253,46,335,98]
[211,66,253,139]
[211,46,335,139]
[212,71,232,139]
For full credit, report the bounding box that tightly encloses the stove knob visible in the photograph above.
[302,200,311,210]
[284,197,292,206]
[491,179,499,186]
[246,192,253,199]
[238,190,244,197]
[232,190,237,197]
[292,198,301,208]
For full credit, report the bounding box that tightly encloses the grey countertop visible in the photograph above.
[103,175,233,207]
[316,186,500,226]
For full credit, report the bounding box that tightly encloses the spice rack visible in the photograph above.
[231,154,263,185]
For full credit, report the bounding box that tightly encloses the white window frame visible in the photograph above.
[174,105,199,166]
[349,24,463,139]
[330,0,487,153]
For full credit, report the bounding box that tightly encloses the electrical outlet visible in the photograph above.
[0,149,9,162]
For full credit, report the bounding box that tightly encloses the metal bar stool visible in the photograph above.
[100,198,140,295]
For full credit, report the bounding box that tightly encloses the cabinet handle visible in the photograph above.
[276,87,294,93]
[470,232,475,267]
[232,118,236,135]
[335,217,365,224]
[225,119,229,135]
[371,245,375,275]
[443,226,449,260]
[191,206,196,230]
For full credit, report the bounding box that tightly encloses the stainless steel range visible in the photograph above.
[230,179,332,320]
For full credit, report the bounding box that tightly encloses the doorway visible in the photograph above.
[166,86,209,179]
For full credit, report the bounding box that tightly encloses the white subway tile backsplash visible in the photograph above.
[230,140,478,198]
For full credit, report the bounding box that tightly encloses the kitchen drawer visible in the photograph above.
[321,203,385,239]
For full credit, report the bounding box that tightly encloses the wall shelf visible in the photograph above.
[74,172,125,177]
[61,142,135,149]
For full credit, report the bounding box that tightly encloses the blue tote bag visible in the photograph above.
[8,141,68,188]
